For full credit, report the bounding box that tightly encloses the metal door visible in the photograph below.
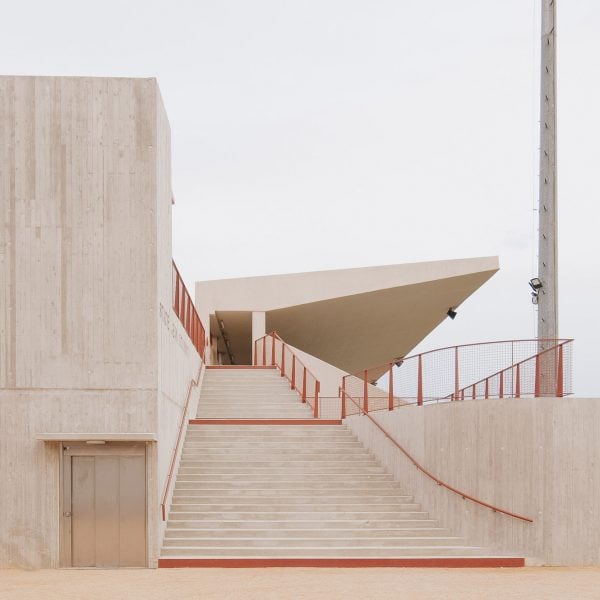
[61,443,147,567]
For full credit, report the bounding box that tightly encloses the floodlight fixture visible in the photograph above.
[528,278,543,292]
[447,308,457,320]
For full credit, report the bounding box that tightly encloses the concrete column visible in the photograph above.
[251,312,266,364]
[209,334,219,366]
[537,0,558,395]
[538,0,558,338]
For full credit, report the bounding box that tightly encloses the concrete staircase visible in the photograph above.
[195,368,313,420]
[160,367,523,567]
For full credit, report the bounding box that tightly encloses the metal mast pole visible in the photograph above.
[538,0,558,343]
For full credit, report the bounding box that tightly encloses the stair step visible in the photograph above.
[184,433,354,438]
[174,480,403,497]
[165,519,440,530]
[164,527,447,539]
[173,488,406,496]
[199,393,299,397]
[181,449,368,457]
[185,426,344,432]
[162,537,462,548]
[160,546,487,558]
[196,411,312,416]
[183,443,363,449]
[168,511,429,520]
[177,468,388,474]
[171,494,421,511]
[174,481,394,489]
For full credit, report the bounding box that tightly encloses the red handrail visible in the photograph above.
[172,260,207,360]
[160,363,203,521]
[254,331,321,417]
[344,390,533,523]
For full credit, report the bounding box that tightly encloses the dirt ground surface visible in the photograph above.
[1,567,599,600]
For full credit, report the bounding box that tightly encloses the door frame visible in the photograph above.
[59,442,148,567]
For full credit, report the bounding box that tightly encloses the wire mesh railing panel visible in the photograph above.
[342,392,363,418]
[318,397,342,420]
[562,342,573,395]
[342,339,574,416]
[303,367,318,415]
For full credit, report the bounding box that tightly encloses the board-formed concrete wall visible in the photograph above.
[0,76,160,390]
[0,76,202,568]
[153,81,204,553]
[346,397,600,565]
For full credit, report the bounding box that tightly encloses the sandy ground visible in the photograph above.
[1,567,599,600]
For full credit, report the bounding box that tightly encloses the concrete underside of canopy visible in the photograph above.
[197,257,499,371]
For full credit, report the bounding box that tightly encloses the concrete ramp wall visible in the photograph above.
[346,397,600,565]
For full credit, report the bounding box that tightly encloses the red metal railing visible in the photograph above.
[343,389,533,523]
[172,261,207,360]
[160,363,203,521]
[341,339,573,417]
[254,332,322,418]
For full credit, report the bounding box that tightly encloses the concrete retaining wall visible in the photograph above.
[346,397,600,565]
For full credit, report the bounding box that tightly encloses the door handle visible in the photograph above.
[63,511,72,517]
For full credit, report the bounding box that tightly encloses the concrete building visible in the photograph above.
[0,76,200,568]
[0,76,597,569]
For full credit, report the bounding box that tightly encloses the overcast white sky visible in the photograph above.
[1,1,598,394]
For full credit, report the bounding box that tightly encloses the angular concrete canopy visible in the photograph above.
[196,257,499,372]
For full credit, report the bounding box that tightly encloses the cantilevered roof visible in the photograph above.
[196,256,499,372]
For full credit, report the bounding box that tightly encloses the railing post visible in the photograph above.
[534,354,541,397]
[363,370,369,415]
[302,367,307,403]
[388,364,393,411]
[254,339,258,366]
[271,333,276,366]
[499,371,504,399]
[180,291,186,329]
[472,384,476,400]
[417,354,423,406]
[485,378,489,400]
[556,344,564,397]
[515,363,521,398]
[185,297,190,333]
[291,355,296,390]
[281,343,285,377]
[454,346,459,402]
[314,381,320,418]
[341,379,346,419]
[262,337,266,366]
